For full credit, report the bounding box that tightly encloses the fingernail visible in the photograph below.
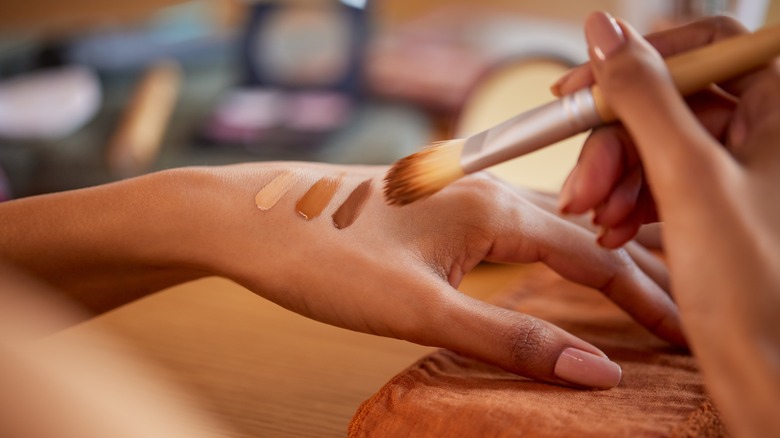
[558,165,579,213]
[586,12,625,61]
[554,347,622,389]
[550,69,576,96]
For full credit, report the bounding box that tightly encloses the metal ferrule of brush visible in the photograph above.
[459,87,603,174]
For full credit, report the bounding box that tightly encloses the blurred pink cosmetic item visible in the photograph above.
[286,91,351,132]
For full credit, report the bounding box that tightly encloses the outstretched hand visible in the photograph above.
[0,162,683,390]
[195,162,683,389]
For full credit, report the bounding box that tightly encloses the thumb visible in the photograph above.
[584,12,728,203]
[418,286,622,390]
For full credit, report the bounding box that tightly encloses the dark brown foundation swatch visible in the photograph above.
[296,175,343,220]
[332,179,372,229]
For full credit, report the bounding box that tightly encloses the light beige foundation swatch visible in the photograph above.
[296,175,343,220]
[332,179,372,229]
[255,171,296,210]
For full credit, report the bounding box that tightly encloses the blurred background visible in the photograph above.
[0,0,776,199]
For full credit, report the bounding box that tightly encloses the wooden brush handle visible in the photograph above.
[592,23,780,122]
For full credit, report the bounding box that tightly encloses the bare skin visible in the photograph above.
[554,12,780,437]
[0,161,685,435]
[0,161,683,385]
[19,12,780,436]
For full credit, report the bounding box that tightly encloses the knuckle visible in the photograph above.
[502,318,555,373]
[599,248,636,295]
[710,15,748,38]
[745,67,780,112]
[450,174,516,225]
[608,246,635,271]
[392,285,450,343]
[457,174,510,204]
[606,49,667,89]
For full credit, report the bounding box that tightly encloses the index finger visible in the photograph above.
[552,15,750,97]
[486,197,686,347]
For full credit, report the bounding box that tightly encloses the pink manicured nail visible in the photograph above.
[554,347,622,389]
[586,12,625,61]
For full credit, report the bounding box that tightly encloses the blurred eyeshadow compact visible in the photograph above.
[201,1,368,151]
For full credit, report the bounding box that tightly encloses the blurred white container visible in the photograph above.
[0,66,101,140]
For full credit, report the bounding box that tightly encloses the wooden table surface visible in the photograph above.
[45,264,529,437]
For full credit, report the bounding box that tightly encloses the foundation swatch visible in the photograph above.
[255,171,295,210]
[332,178,372,229]
[296,174,343,220]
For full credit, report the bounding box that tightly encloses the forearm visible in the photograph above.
[686,283,780,438]
[668,212,780,437]
[0,169,212,313]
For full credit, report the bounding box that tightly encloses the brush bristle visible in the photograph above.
[383,139,466,206]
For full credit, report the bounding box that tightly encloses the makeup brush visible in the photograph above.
[384,23,780,206]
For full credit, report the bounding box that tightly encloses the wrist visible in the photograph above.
[158,164,288,285]
[0,167,222,312]
[141,167,227,278]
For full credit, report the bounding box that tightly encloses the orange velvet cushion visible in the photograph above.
[349,264,727,437]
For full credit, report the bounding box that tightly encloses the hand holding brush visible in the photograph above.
[383,14,780,206]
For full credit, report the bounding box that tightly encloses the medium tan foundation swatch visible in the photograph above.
[296,175,343,220]
[255,171,296,210]
[332,179,372,229]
